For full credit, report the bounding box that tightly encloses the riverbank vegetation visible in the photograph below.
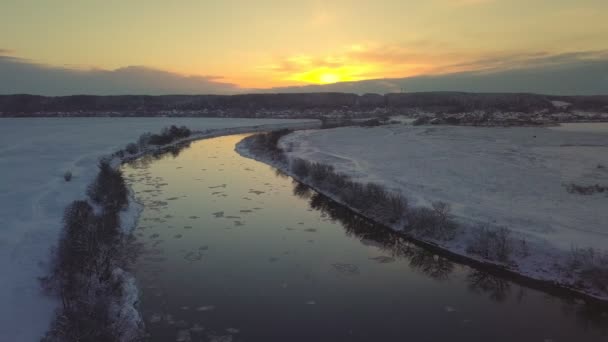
[567,247,608,293]
[565,183,608,195]
[244,130,459,241]
[240,129,608,300]
[42,160,141,341]
[40,124,197,341]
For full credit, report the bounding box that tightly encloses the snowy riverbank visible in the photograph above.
[0,117,317,341]
[237,124,608,301]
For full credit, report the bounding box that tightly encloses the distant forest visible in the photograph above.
[1,92,607,117]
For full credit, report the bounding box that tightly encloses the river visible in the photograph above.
[123,134,607,342]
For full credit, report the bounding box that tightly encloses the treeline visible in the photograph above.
[123,125,191,156]
[42,160,141,341]
[245,129,293,164]
[243,130,608,296]
[2,92,607,116]
[40,124,198,341]
[243,130,457,239]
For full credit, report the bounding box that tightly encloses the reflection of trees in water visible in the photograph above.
[126,142,191,169]
[297,180,532,300]
[560,298,608,334]
[291,179,608,334]
[466,267,608,336]
[292,181,313,199]
[409,250,454,281]
[297,180,593,311]
[302,186,455,281]
[274,168,288,179]
[467,270,512,302]
[466,270,608,333]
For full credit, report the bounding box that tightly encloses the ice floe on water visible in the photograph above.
[149,313,163,324]
[190,323,205,333]
[208,335,233,342]
[331,263,360,275]
[176,329,191,342]
[196,305,216,312]
[369,255,396,264]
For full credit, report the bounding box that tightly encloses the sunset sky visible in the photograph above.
[1,0,607,94]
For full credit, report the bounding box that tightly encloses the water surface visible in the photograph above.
[123,134,607,342]
[549,122,608,133]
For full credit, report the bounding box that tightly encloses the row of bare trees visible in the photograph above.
[42,159,140,341]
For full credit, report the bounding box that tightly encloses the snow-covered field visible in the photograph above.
[0,117,316,341]
[279,124,608,296]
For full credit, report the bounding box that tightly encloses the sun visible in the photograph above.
[287,66,368,85]
[319,73,340,84]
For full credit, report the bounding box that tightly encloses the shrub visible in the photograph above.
[444,116,461,125]
[53,201,97,293]
[384,192,408,224]
[147,125,192,146]
[309,162,334,183]
[565,183,608,195]
[43,157,141,341]
[63,171,72,182]
[520,239,530,258]
[249,129,292,163]
[354,183,407,224]
[359,118,382,127]
[412,117,431,125]
[137,132,152,146]
[87,160,128,212]
[325,172,350,193]
[288,155,408,225]
[168,125,191,138]
[466,225,513,263]
[125,142,139,154]
[291,158,310,178]
[148,133,172,145]
[405,202,457,240]
[320,118,353,129]
[567,247,608,292]
[114,150,125,159]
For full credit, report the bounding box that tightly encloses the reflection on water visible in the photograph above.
[300,185,457,282]
[123,134,607,342]
[467,271,512,303]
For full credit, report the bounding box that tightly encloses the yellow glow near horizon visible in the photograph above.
[283,62,379,86]
[1,1,607,91]
[290,68,354,85]
[319,73,341,84]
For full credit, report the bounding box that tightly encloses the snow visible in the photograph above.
[275,124,608,298]
[0,117,317,341]
[388,115,417,124]
[109,268,145,342]
[551,100,571,109]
